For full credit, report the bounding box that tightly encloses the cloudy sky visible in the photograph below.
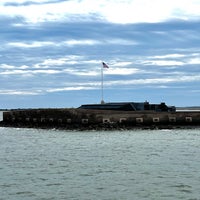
[0,0,200,108]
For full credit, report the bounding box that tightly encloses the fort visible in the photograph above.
[0,102,200,130]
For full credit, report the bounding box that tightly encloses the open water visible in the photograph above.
[0,111,200,200]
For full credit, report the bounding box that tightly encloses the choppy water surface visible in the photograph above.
[0,127,200,200]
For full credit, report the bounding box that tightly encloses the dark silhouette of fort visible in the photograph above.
[1,101,200,130]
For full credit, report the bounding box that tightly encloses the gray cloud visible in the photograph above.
[0,9,200,107]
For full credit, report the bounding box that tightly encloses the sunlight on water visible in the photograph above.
[0,127,200,200]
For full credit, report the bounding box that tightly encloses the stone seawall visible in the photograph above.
[1,108,200,130]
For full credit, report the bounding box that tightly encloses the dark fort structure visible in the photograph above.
[78,101,176,112]
[1,101,200,130]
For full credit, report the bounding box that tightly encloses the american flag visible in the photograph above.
[102,62,109,68]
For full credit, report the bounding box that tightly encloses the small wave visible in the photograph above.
[16,191,33,195]
[45,183,63,186]
[160,129,172,132]
[0,183,17,188]
[171,184,192,189]
[178,189,192,193]
[14,191,36,197]
[79,173,94,177]
[171,184,192,193]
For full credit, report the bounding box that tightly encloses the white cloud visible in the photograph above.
[62,68,99,76]
[46,86,95,93]
[40,58,68,66]
[1,0,200,24]
[106,74,200,86]
[188,58,200,65]
[8,41,55,48]
[142,60,184,66]
[144,52,200,66]
[0,72,199,96]
[0,64,15,69]
[0,64,29,70]
[19,65,29,69]
[111,62,133,67]
[149,54,186,59]
[64,39,100,46]
[7,39,137,49]
[0,69,60,75]
[106,39,138,45]
[105,68,141,75]
[0,89,41,95]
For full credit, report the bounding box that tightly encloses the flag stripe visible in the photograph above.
[102,62,109,68]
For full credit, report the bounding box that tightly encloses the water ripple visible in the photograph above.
[0,128,200,200]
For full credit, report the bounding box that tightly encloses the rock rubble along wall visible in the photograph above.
[2,108,200,129]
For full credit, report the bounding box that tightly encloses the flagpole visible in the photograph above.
[101,62,109,104]
[101,64,104,104]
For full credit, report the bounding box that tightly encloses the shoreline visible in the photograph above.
[1,121,200,131]
[1,108,200,131]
